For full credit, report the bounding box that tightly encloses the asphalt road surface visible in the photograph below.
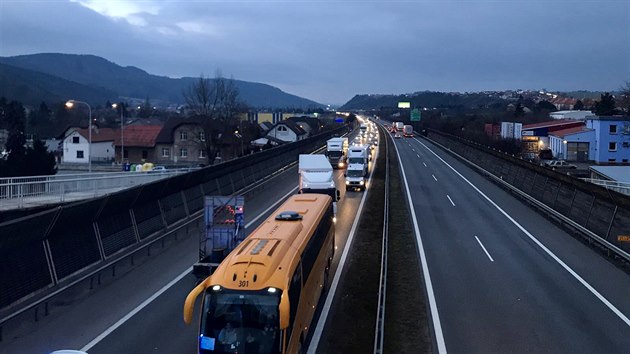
[394,133,630,353]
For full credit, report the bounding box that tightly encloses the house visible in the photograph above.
[117,125,162,163]
[60,127,117,164]
[285,116,321,137]
[585,116,630,164]
[154,117,209,166]
[548,126,595,161]
[265,120,307,143]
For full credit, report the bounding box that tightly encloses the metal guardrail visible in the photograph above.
[582,178,630,196]
[0,168,198,210]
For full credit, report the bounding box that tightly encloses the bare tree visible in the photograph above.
[183,71,247,165]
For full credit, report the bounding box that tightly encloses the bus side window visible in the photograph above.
[288,262,302,341]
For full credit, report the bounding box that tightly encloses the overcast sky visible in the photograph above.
[1,0,629,105]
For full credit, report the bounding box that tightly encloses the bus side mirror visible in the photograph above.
[183,281,207,325]
[279,293,290,329]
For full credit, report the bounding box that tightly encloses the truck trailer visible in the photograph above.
[326,137,348,169]
[298,154,340,217]
[403,125,413,137]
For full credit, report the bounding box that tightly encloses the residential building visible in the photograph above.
[265,120,307,143]
[285,116,321,137]
[154,118,209,166]
[60,127,116,164]
[548,126,595,161]
[586,116,630,164]
[116,125,162,163]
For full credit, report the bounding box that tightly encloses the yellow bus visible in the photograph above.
[184,194,335,354]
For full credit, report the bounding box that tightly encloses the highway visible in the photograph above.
[393,132,630,352]
[0,131,375,354]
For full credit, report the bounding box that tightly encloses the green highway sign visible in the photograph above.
[411,108,421,121]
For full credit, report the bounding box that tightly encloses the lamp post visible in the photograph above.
[234,130,244,157]
[66,99,92,172]
[112,103,124,163]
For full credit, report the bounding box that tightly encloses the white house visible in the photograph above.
[265,120,307,143]
[61,127,116,164]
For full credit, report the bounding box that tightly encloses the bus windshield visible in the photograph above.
[348,157,364,164]
[199,289,281,354]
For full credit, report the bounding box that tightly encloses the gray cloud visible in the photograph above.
[1,0,628,104]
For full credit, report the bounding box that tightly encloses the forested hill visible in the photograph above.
[0,53,323,109]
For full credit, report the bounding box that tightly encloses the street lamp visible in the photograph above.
[66,99,92,172]
[234,130,244,157]
[112,103,124,163]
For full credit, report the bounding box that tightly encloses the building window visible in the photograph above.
[623,159,628,163]
[142,150,148,159]
[76,150,84,159]
[180,148,188,158]
[162,148,170,157]
[199,131,206,142]
[608,158,616,162]
[123,149,128,158]
[609,125,617,134]
[278,126,287,132]
[72,136,80,144]
[609,142,617,151]
[199,149,206,158]
[180,131,188,141]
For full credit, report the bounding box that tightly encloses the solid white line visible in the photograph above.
[393,137,447,353]
[474,236,494,262]
[417,154,421,158]
[81,267,192,351]
[423,162,427,167]
[447,195,455,207]
[246,187,297,228]
[432,174,438,182]
[308,140,379,354]
[414,137,630,328]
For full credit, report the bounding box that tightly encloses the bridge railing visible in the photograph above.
[581,178,630,196]
[0,169,198,210]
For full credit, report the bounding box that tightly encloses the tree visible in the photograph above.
[595,93,616,116]
[618,81,630,113]
[183,72,247,164]
[0,99,57,177]
[514,102,525,118]
[573,100,584,110]
[536,100,557,112]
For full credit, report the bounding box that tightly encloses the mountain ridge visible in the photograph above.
[0,53,323,109]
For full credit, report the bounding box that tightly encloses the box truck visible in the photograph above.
[326,137,348,168]
[298,154,340,217]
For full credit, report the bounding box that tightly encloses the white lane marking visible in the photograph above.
[432,174,438,182]
[394,137,447,353]
[475,236,494,262]
[81,185,300,350]
[447,195,456,207]
[412,148,415,152]
[414,137,630,328]
[417,154,421,158]
[308,140,379,354]
[81,268,192,351]
[423,162,427,167]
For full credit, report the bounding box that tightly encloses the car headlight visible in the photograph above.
[345,180,350,185]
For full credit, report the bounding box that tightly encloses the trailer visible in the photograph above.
[193,195,245,278]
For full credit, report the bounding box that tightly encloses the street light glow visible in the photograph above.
[65,100,74,108]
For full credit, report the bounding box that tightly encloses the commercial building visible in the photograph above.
[548,126,594,161]
[586,116,630,164]
[549,110,594,120]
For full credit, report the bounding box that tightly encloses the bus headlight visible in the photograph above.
[338,162,344,167]
[359,180,364,185]
[333,216,337,223]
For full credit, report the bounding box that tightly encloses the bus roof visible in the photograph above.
[202,193,332,292]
